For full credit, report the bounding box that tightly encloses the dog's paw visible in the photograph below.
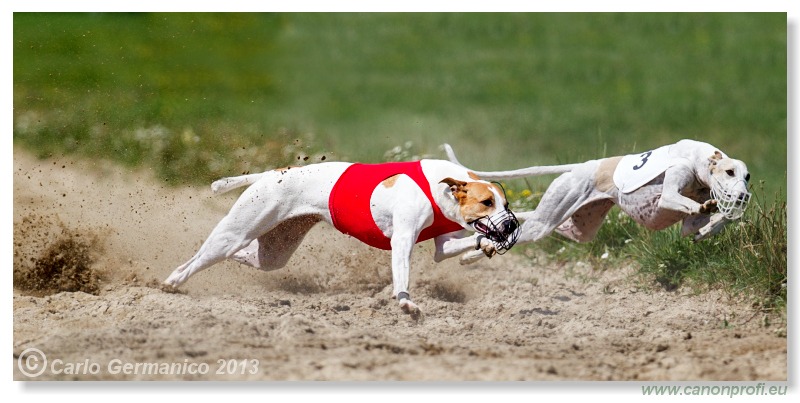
[399,299,422,320]
[162,279,180,290]
[479,238,497,258]
[163,269,189,288]
[698,199,718,214]
[153,280,186,294]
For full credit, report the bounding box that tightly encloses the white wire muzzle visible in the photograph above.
[710,177,751,220]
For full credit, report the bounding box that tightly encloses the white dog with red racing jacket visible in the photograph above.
[444,139,751,263]
[164,159,520,317]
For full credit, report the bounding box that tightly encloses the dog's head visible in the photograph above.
[439,177,520,253]
[707,151,751,220]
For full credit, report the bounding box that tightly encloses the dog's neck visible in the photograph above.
[695,160,715,189]
[434,185,468,226]
[676,140,723,189]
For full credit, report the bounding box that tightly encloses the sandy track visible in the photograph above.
[12,149,786,381]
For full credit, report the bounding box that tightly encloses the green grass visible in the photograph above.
[504,180,787,309]
[14,13,786,189]
[14,13,787,307]
[634,184,786,307]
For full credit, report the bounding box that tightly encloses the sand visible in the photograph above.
[12,148,786,381]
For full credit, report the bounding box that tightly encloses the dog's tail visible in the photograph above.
[210,173,265,195]
[442,143,580,180]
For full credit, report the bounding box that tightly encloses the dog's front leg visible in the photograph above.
[658,166,706,215]
[390,229,422,318]
[436,232,499,265]
[433,230,495,262]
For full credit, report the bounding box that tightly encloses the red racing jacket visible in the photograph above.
[328,161,464,250]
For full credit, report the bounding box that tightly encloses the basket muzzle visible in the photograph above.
[469,208,520,254]
[710,177,751,220]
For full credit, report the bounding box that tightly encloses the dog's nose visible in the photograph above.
[502,219,518,234]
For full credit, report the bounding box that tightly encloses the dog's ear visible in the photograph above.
[708,151,723,166]
[440,177,468,197]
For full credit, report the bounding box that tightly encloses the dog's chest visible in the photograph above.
[618,174,709,230]
[617,175,684,230]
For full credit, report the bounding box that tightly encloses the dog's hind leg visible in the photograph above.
[681,214,711,237]
[164,162,341,288]
[164,222,252,287]
[554,199,615,242]
[515,167,604,243]
[229,215,320,270]
[684,213,729,242]
[165,177,307,287]
[164,210,270,287]
[457,167,603,263]
[460,198,610,263]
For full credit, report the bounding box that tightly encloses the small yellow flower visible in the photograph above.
[520,189,532,197]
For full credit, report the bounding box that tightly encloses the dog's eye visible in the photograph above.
[481,199,494,207]
[726,169,735,177]
[745,173,751,182]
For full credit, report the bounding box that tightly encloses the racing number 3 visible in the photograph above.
[632,150,653,170]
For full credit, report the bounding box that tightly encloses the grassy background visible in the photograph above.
[13,13,787,307]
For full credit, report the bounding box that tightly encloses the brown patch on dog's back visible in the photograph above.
[468,171,481,181]
[594,156,622,193]
[382,174,400,188]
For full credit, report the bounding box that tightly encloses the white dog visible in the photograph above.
[444,140,751,262]
[164,159,520,316]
